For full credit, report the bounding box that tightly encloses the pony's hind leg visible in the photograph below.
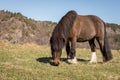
[89,38,97,63]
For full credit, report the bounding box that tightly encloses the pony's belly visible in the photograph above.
[77,38,88,42]
[77,31,96,42]
[77,36,94,42]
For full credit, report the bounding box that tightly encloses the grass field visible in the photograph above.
[0,40,120,80]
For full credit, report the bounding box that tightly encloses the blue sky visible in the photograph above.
[0,0,120,24]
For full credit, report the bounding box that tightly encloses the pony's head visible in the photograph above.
[50,37,65,66]
[50,10,77,66]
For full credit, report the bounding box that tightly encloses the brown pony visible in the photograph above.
[50,10,112,66]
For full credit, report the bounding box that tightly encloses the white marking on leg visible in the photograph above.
[90,52,97,63]
[67,57,78,64]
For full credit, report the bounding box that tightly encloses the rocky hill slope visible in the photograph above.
[0,10,120,49]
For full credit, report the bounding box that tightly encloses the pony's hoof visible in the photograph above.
[67,58,78,64]
[89,60,97,64]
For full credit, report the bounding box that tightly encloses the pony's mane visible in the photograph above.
[50,10,77,50]
[52,10,77,39]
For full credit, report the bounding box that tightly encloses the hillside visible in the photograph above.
[0,10,120,49]
[0,10,56,45]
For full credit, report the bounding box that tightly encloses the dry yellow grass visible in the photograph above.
[0,40,120,80]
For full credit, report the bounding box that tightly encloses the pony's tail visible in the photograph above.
[103,23,112,62]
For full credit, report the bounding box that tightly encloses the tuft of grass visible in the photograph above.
[0,40,120,80]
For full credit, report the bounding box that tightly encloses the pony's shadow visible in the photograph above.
[36,57,89,65]
[36,57,52,64]
[36,57,67,66]
[77,58,90,62]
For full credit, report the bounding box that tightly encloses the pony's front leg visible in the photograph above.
[67,38,78,64]
[66,41,71,59]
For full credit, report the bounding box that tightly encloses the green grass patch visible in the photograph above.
[0,41,120,80]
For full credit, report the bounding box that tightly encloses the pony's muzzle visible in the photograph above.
[53,62,60,66]
[53,58,60,66]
